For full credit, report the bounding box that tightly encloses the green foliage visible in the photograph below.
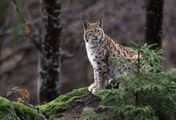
[82,107,101,120]
[82,107,120,120]
[82,44,176,120]
[123,105,158,120]
[137,43,163,73]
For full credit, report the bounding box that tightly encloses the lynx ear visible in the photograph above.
[83,20,90,30]
[97,18,103,28]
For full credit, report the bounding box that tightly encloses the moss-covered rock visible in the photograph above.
[0,97,19,120]
[0,87,89,120]
[13,102,42,120]
[0,97,42,120]
[39,87,88,116]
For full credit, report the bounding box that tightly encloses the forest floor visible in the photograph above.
[56,93,100,120]
[0,87,102,120]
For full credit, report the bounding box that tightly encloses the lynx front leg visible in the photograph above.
[88,67,99,92]
[91,63,108,94]
[88,83,97,92]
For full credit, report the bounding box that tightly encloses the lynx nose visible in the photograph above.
[94,36,98,40]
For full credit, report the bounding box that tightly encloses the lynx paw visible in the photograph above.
[92,86,102,95]
[88,83,97,92]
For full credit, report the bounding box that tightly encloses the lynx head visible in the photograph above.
[83,19,105,45]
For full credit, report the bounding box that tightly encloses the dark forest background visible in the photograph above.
[0,0,176,104]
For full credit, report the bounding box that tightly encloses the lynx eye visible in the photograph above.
[88,32,93,36]
[97,30,101,33]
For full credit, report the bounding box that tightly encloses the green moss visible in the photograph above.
[0,97,19,120]
[13,102,42,120]
[0,97,42,120]
[39,87,88,116]
[0,87,88,119]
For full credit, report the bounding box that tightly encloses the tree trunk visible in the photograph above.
[38,0,62,103]
[144,0,164,49]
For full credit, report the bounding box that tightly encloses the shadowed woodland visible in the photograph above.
[0,0,176,120]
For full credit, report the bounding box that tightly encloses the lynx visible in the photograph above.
[83,19,139,94]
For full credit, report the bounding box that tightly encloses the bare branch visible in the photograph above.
[23,17,43,53]
[11,0,43,53]
[12,0,20,13]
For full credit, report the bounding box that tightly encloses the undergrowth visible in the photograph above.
[82,44,176,120]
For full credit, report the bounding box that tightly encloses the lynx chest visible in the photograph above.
[86,45,107,68]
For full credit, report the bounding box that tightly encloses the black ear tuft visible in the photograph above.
[100,17,103,28]
[97,17,103,28]
[83,20,90,29]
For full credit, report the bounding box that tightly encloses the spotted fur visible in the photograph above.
[83,19,138,94]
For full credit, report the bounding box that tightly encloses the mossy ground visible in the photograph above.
[39,87,89,117]
[0,87,100,120]
[0,97,19,120]
[0,97,43,120]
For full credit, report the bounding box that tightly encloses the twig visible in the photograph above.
[137,41,141,74]
[12,0,20,13]
[23,17,43,53]
[11,0,82,60]
[11,0,43,53]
